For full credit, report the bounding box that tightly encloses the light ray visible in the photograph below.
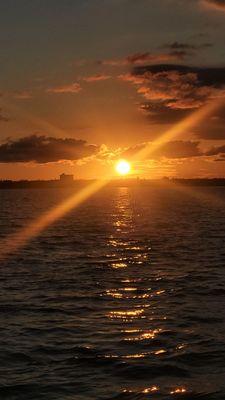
[0,180,107,261]
[132,97,225,162]
[2,99,68,138]
[155,179,225,209]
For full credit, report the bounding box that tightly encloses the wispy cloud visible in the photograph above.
[98,50,188,67]
[0,108,9,122]
[163,41,212,51]
[46,83,82,94]
[82,74,111,82]
[13,91,33,100]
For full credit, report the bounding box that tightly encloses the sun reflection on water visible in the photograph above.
[123,328,163,341]
[170,387,187,394]
[107,309,145,320]
[104,187,173,395]
[122,386,188,396]
[111,262,127,269]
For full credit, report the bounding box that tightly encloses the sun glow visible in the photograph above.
[115,160,131,175]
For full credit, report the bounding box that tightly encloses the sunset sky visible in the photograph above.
[1,0,225,179]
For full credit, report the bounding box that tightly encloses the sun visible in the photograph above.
[115,160,131,176]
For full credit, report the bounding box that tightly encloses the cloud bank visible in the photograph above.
[122,141,203,160]
[0,135,99,164]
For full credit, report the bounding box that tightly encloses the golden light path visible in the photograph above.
[0,96,225,261]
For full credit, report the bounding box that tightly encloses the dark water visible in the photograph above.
[0,185,225,400]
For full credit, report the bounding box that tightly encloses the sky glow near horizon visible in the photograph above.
[1,0,225,179]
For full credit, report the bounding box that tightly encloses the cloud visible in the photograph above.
[202,0,225,11]
[139,102,190,124]
[0,135,99,164]
[0,109,9,122]
[126,51,187,64]
[13,91,32,100]
[122,140,203,160]
[98,50,188,67]
[46,83,82,94]
[163,41,212,50]
[94,140,205,165]
[82,74,111,82]
[120,64,225,125]
[206,144,225,156]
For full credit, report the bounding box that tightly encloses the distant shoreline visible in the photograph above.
[1,178,225,189]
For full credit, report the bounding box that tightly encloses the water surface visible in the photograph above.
[0,185,225,399]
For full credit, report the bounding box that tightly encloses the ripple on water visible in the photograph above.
[0,186,225,399]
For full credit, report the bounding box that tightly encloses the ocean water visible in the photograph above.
[0,184,225,400]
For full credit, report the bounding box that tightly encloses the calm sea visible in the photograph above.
[0,185,225,400]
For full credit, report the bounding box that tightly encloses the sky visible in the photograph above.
[1,0,225,180]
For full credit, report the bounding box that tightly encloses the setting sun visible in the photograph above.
[115,160,131,176]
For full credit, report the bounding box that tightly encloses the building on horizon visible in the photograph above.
[59,173,74,184]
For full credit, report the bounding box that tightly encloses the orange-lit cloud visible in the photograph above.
[98,50,188,66]
[83,74,111,82]
[121,65,225,110]
[120,64,225,134]
[46,82,82,94]
[0,108,9,122]
[202,0,225,11]
[13,91,33,100]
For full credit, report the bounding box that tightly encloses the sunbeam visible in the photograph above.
[155,179,225,209]
[0,179,107,261]
[132,97,225,162]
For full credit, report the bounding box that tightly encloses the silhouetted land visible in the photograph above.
[1,178,225,189]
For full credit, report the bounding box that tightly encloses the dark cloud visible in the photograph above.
[139,102,190,124]
[0,135,99,164]
[163,41,212,50]
[98,50,188,67]
[206,144,225,156]
[122,140,203,160]
[214,156,225,161]
[133,64,225,87]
